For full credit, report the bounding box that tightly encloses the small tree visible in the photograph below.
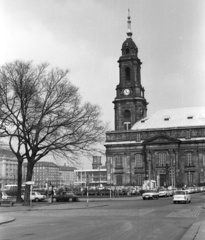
[0,60,107,205]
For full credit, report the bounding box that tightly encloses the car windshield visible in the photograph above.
[175,191,185,195]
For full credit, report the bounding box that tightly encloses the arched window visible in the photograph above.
[158,152,167,166]
[126,48,130,54]
[125,67,130,81]
[124,110,131,121]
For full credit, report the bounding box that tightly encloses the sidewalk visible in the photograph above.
[1,197,205,240]
[181,221,205,240]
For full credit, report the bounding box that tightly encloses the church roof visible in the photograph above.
[131,107,205,130]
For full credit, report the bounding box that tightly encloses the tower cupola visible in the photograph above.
[121,10,138,56]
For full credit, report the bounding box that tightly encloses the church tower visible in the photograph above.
[113,11,148,131]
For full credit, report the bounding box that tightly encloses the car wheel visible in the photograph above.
[53,198,57,202]
[173,201,176,204]
[68,198,73,202]
[35,198,39,202]
[143,197,146,200]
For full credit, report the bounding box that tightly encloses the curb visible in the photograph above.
[181,221,203,240]
[0,217,15,225]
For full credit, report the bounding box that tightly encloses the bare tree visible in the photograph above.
[0,60,107,205]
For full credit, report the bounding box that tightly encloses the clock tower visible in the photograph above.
[113,11,148,131]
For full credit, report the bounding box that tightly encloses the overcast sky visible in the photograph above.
[1,0,205,168]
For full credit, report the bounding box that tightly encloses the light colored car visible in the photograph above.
[158,189,168,197]
[142,190,159,200]
[21,191,46,202]
[0,191,11,200]
[173,190,191,204]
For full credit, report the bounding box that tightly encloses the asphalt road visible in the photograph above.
[1,193,205,240]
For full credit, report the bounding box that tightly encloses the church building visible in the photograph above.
[105,12,205,188]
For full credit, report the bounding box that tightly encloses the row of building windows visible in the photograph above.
[130,172,195,187]
[114,152,204,168]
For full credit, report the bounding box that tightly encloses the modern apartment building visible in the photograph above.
[23,161,77,189]
[59,165,77,187]
[0,144,17,188]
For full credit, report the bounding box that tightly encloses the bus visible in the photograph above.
[3,184,18,191]
[4,184,38,191]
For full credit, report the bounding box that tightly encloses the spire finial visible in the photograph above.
[127,9,132,38]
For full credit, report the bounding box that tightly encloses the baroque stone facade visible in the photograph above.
[105,13,205,188]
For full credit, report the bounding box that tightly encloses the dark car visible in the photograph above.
[53,192,79,202]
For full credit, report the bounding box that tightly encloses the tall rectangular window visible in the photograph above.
[135,154,143,167]
[186,130,191,139]
[186,171,193,185]
[115,156,123,168]
[158,152,166,167]
[136,133,141,142]
[186,152,192,166]
[136,174,143,186]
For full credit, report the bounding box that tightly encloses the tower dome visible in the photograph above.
[121,10,138,56]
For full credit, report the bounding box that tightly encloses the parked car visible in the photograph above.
[87,189,99,196]
[158,189,168,197]
[21,191,46,202]
[173,190,191,204]
[99,189,112,196]
[142,190,159,200]
[0,191,11,200]
[167,187,177,196]
[53,192,79,202]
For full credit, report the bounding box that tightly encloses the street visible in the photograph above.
[1,193,205,240]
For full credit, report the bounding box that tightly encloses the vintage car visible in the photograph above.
[21,191,46,202]
[0,191,11,200]
[158,188,169,197]
[142,190,159,200]
[53,192,79,202]
[173,190,191,204]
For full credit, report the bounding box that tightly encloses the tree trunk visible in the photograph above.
[22,161,34,206]
[16,160,23,203]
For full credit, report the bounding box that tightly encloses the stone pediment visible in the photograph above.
[143,134,180,145]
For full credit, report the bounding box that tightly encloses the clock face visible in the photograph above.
[123,89,130,95]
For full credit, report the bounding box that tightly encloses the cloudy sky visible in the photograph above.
[1,0,205,167]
